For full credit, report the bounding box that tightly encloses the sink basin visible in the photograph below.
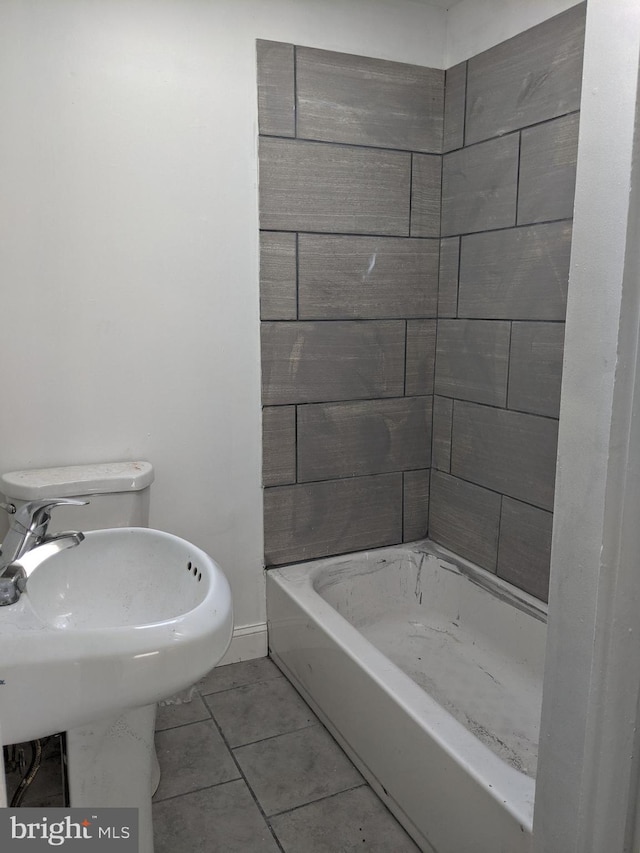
[0,527,233,745]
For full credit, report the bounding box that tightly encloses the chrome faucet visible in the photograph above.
[0,498,88,605]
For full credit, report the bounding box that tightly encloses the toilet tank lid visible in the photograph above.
[0,461,154,500]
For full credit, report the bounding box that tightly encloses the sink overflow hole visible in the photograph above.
[186,561,201,581]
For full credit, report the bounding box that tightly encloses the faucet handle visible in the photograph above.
[13,498,89,531]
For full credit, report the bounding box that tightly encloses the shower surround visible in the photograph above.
[259,2,585,603]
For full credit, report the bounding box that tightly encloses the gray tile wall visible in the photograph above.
[258,42,441,565]
[295,47,443,152]
[465,4,584,145]
[298,235,438,319]
[258,5,584,599]
[429,3,584,601]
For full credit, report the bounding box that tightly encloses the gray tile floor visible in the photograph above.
[4,658,420,852]
[154,657,420,852]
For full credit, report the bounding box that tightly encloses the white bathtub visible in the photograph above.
[267,539,546,853]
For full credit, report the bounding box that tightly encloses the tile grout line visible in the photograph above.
[427,463,553,517]
[266,781,369,821]
[403,320,408,397]
[152,775,243,806]
[432,113,445,540]
[294,403,299,484]
[454,235,461,320]
[261,387,560,424]
[259,213,573,241]
[505,319,514,411]
[440,215,573,240]
[514,130,523,226]
[448,398,454,475]
[495,493,505,578]
[204,700,288,853]
[462,61,468,148]
[292,44,298,139]
[408,152,414,236]
[294,231,300,320]
[264,447,556,505]
[228,721,320,752]
[401,470,406,542]
[261,317,564,326]
[259,101,579,156]
[263,131,440,157]
[266,395,436,413]
[198,672,284,699]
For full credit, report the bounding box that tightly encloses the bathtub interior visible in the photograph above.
[310,543,547,777]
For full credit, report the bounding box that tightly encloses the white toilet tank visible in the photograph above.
[0,461,154,533]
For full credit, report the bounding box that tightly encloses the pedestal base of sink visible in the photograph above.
[66,704,158,853]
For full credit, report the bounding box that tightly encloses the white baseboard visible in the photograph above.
[218,621,268,665]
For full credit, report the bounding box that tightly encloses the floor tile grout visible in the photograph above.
[266,781,369,820]
[197,673,284,699]
[230,720,320,751]
[151,774,243,805]
[154,717,211,733]
[205,696,288,853]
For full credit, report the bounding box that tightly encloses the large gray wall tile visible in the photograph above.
[441,134,519,236]
[297,397,431,482]
[458,221,572,320]
[260,232,297,320]
[262,406,296,487]
[443,62,466,153]
[405,319,437,396]
[451,401,558,510]
[257,41,295,137]
[517,112,579,225]
[259,137,411,235]
[298,235,438,320]
[465,3,585,144]
[508,322,565,418]
[264,474,402,565]
[435,319,511,406]
[438,237,459,318]
[432,396,453,472]
[410,154,441,238]
[429,471,501,571]
[403,470,430,542]
[498,497,553,601]
[296,47,443,153]
[261,321,405,405]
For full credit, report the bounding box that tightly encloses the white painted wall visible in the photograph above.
[0,0,446,646]
[445,0,581,66]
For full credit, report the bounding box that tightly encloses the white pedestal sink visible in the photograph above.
[0,527,233,852]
